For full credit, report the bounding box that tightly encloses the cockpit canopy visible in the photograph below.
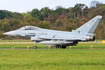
[18,26,39,30]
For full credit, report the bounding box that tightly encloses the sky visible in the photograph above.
[0,0,105,13]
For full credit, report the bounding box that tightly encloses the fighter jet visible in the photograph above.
[3,15,102,49]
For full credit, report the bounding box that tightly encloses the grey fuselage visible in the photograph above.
[3,15,102,47]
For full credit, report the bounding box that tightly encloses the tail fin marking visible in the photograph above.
[76,15,102,33]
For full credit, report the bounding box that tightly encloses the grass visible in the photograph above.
[0,40,31,42]
[0,49,105,70]
[0,43,105,48]
[0,44,34,48]
[0,44,46,48]
[73,43,105,48]
[0,40,105,70]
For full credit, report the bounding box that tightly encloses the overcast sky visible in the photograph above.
[0,0,105,13]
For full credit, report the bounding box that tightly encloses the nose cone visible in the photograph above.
[3,31,15,36]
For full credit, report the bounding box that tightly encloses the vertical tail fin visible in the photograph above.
[76,15,102,33]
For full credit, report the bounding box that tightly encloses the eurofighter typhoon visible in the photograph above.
[4,15,102,49]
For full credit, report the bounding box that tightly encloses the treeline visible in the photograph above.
[0,1,105,39]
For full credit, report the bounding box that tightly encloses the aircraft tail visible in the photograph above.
[76,15,102,33]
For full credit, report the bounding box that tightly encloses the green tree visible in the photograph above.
[0,31,5,38]
[55,6,69,15]
[41,7,51,18]
[22,13,31,20]
[12,12,23,20]
[72,3,86,18]
[0,10,12,19]
[69,25,76,31]
[1,21,11,31]
[11,19,20,26]
[31,9,43,20]
[38,21,50,29]
[55,19,63,26]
